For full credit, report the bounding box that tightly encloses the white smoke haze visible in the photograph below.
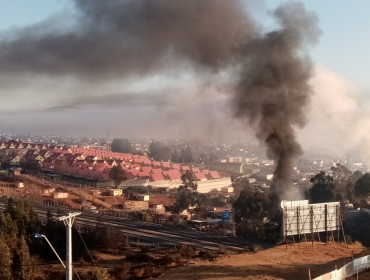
[302,65,370,163]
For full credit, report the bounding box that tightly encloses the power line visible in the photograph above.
[73,223,97,267]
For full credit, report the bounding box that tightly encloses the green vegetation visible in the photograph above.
[343,212,370,247]
[109,165,127,187]
[307,171,336,203]
[90,268,112,280]
[148,141,172,161]
[233,184,269,238]
[354,173,370,199]
[0,200,35,280]
[111,138,132,154]
[20,158,41,175]
[165,170,199,214]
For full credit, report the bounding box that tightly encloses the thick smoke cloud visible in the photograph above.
[232,2,321,211]
[0,0,250,79]
[0,1,321,210]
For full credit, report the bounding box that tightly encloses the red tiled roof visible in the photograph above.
[87,171,102,180]
[151,168,162,174]
[208,171,221,179]
[202,169,210,175]
[150,173,165,182]
[141,166,152,173]
[93,163,107,172]
[181,166,190,171]
[130,164,141,170]
[194,172,207,180]
[171,164,180,169]
[138,171,151,179]
[192,167,201,173]
[125,172,138,180]
[161,162,171,169]
[165,170,181,181]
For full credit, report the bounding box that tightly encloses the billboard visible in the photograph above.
[281,200,340,237]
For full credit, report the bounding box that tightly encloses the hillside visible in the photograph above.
[160,242,370,280]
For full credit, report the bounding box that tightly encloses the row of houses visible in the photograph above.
[1,140,224,188]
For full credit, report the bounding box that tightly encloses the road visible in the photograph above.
[0,198,272,251]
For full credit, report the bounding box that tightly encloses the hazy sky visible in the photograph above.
[0,0,369,161]
[1,0,369,89]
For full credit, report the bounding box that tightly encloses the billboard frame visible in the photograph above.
[281,200,341,248]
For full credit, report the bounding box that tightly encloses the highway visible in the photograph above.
[0,198,272,252]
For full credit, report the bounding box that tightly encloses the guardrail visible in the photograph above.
[313,255,370,280]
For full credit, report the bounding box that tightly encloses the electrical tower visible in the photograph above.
[58,212,81,280]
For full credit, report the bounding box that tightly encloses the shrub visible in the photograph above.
[90,268,112,280]
[199,251,217,259]
[345,235,353,245]
[178,244,196,258]
[133,267,144,278]
[125,253,154,263]
[245,245,263,253]
[218,244,226,254]
[118,262,132,280]
[161,253,181,265]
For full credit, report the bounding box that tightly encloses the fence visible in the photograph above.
[313,255,370,280]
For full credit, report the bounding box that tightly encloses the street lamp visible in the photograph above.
[32,233,66,268]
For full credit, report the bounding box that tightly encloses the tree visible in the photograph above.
[0,238,12,280]
[209,152,219,163]
[199,153,209,164]
[12,236,32,280]
[53,156,68,175]
[132,150,145,156]
[343,212,370,247]
[148,141,172,161]
[233,187,269,237]
[109,165,127,187]
[20,158,41,175]
[354,173,370,199]
[178,147,193,163]
[346,170,363,203]
[0,213,18,249]
[166,170,199,214]
[90,268,112,280]
[233,188,269,223]
[162,146,172,162]
[330,164,352,201]
[307,171,336,203]
[111,138,132,153]
[0,155,10,170]
[170,150,179,163]
[10,200,41,237]
[148,141,162,160]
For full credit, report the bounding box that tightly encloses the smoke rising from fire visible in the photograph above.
[232,2,321,210]
[0,1,321,208]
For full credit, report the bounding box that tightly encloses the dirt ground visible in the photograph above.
[159,242,370,280]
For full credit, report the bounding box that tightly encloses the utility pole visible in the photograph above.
[58,212,81,280]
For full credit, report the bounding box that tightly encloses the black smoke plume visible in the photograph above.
[0,1,320,210]
[0,0,250,79]
[232,2,321,212]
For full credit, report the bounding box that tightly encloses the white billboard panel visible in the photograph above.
[281,200,340,236]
